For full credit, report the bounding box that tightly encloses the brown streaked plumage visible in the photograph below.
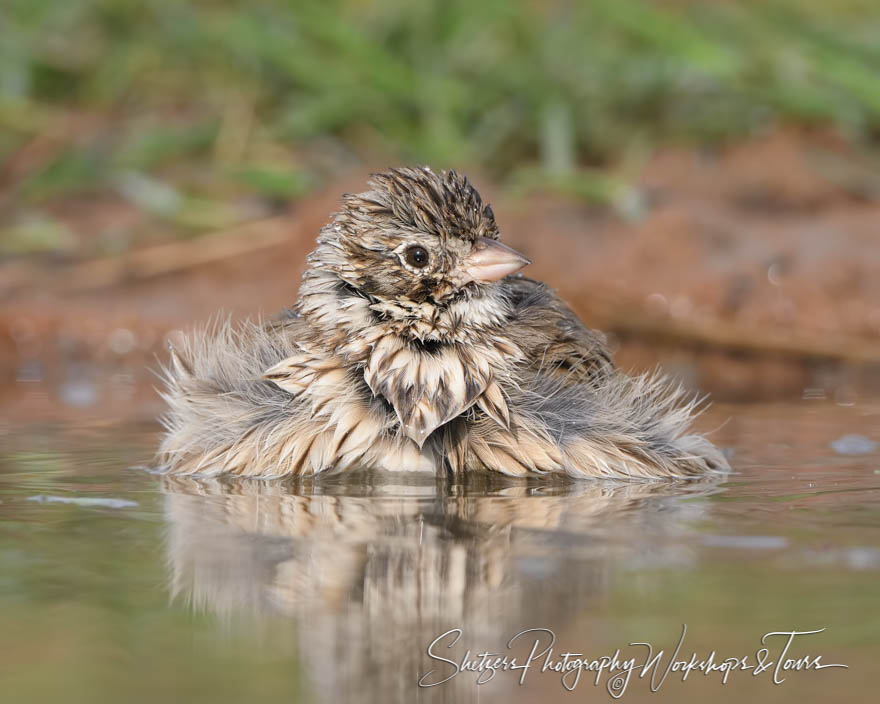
[158,167,729,479]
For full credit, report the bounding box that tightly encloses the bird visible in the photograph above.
[157,167,729,480]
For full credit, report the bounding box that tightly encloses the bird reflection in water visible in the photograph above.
[160,473,722,703]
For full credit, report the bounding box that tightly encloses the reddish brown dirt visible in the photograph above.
[2,129,879,417]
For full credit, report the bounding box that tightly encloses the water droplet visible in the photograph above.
[767,262,783,286]
[847,547,880,570]
[830,434,877,455]
[165,329,186,349]
[108,327,137,355]
[646,292,669,314]
[60,380,98,408]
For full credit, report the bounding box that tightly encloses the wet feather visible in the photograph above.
[158,168,728,480]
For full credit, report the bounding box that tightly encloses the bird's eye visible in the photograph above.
[404,245,430,269]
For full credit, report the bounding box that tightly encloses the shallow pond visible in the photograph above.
[1,401,878,703]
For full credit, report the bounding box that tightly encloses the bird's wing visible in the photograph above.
[500,276,613,383]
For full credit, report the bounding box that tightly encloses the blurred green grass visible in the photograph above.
[1,0,879,252]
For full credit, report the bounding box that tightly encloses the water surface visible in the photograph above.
[0,402,877,703]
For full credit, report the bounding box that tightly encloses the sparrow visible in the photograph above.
[158,167,728,480]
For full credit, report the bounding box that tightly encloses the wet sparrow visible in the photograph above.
[159,168,728,479]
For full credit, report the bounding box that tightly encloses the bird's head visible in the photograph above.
[302,167,530,344]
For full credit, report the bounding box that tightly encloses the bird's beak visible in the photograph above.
[461,237,531,283]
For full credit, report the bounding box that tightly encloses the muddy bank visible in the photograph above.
[2,130,880,412]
